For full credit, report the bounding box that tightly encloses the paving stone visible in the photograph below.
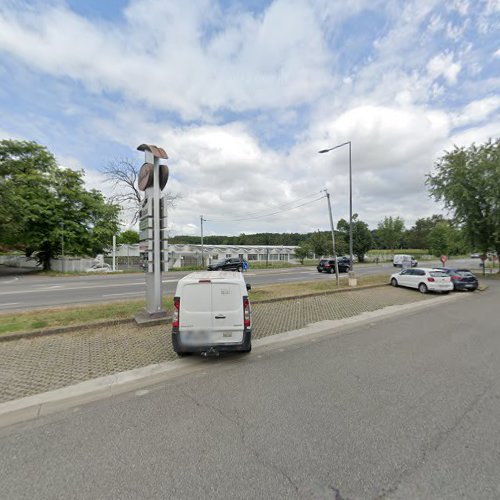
[0,287,434,403]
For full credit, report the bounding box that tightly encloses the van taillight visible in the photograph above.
[172,297,180,328]
[243,297,251,328]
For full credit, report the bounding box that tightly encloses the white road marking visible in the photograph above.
[0,302,20,307]
[102,292,142,298]
[0,277,19,285]
[0,281,146,296]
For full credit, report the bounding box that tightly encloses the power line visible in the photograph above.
[205,194,326,222]
[205,190,325,222]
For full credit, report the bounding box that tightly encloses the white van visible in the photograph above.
[171,271,252,356]
[393,254,418,267]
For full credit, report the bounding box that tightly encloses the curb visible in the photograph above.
[0,283,388,342]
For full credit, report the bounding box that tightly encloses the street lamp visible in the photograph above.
[318,141,353,271]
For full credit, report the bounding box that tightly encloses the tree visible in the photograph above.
[308,231,330,257]
[0,139,120,270]
[102,157,181,224]
[405,215,445,249]
[117,230,140,245]
[294,242,312,264]
[427,139,500,257]
[376,216,406,251]
[337,214,373,262]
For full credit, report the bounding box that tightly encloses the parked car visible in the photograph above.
[207,257,247,272]
[85,263,112,273]
[435,268,478,291]
[393,254,418,267]
[470,253,481,259]
[317,258,350,273]
[390,267,453,294]
[172,271,252,356]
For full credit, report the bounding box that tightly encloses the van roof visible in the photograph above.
[178,271,246,283]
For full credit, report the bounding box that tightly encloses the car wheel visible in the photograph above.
[328,268,333,274]
[390,278,398,287]
[317,269,322,273]
[242,343,252,353]
[176,352,191,357]
[237,266,243,272]
[418,283,428,294]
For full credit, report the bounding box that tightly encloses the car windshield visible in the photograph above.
[457,271,474,277]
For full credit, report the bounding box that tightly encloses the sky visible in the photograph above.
[1,0,499,237]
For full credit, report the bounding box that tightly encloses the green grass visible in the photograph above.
[0,297,174,336]
[0,274,391,336]
[248,273,389,301]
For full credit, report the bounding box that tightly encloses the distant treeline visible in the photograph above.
[169,232,310,246]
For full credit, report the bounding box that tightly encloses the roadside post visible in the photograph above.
[440,254,448,267]
[135,144,170,324]
[480,254,487,276]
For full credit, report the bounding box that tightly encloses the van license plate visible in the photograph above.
[223,332,232,338]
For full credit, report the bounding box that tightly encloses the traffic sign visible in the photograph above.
[440,255,448,265]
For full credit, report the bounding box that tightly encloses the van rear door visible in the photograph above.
[211,282,244,344]
[180,282,212,332]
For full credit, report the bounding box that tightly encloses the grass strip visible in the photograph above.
[0,273,392,336]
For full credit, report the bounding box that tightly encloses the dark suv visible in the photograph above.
[207,258,246,272]
[317,258,350,274]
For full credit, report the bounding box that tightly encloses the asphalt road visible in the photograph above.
[0,281,498,499]
[0,259,479,311]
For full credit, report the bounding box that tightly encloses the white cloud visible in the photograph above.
[452,96,500,126]
[427,53,461,85]
[0,0,331,119]
[494,48,500,58]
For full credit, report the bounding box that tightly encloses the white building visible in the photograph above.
[114,243,298,268]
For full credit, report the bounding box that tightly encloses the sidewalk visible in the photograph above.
[0,286,436,403]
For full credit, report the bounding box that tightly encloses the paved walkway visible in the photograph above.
[0,286,435,403]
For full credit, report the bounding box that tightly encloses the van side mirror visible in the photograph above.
[246,284,251,291]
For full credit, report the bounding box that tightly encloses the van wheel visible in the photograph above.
[176,352,191,357]
[237,266,243,272]
[243,345,252,353]
[418,283,428,294]
[391,278,398,287]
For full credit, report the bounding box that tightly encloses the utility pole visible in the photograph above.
[112,235,116,271]
[200,215,205,268]
[324,189,339,285]
[61,222,64,273]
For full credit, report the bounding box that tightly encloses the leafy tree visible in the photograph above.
[427,139,500,257]
[337,214,373,262]
[0,139,120,270]
[405,215,445,249]
[293,242,312,264]
[308,231,330,257]
[118,230,140,245]
[376,216,406,251]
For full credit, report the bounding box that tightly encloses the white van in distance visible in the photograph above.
[393,254,418,267]
[172,271,252,356]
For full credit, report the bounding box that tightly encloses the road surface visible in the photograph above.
[0,259,478,311]
[0,281,498,498]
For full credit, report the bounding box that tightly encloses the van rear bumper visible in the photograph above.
[172,328,252,353]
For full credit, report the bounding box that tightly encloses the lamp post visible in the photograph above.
[318,141,353,271]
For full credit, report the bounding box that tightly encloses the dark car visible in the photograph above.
[438,268,478,291]
[207,257,246,272]
[317,258,350,274]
